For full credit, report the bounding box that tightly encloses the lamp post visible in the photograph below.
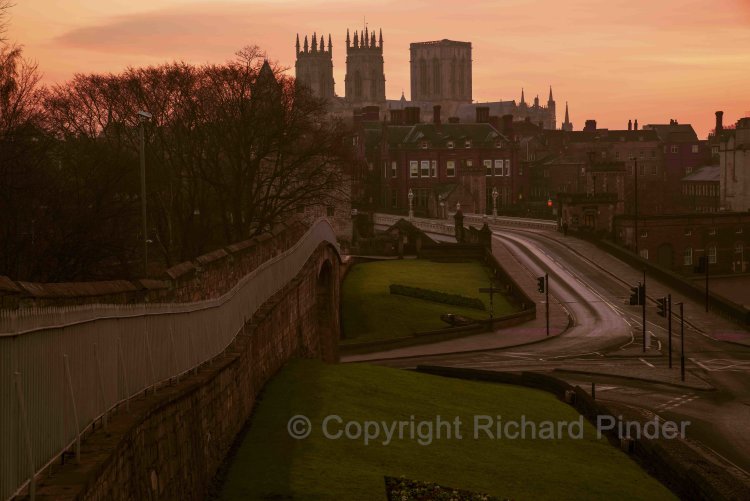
[408,188,414,219]
[492,186,498,218]
[634,158,639,255]
[138,110,152,277]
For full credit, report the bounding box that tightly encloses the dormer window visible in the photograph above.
[447,141,455,149]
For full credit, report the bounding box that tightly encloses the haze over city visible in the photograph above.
[8,0,750,137]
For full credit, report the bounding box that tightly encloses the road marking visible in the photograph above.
[690,358,750,372]
[639,358,655,368]
[656,393,698,411]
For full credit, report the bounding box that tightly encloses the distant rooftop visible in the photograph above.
[410,39,472,48]
[682,165,720,182]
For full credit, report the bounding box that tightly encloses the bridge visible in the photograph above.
[0,219,341,500]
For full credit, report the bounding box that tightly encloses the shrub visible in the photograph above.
[389,284,485,310]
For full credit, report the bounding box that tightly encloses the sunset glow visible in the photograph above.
[8,0,750,136]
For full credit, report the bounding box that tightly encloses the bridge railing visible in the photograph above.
[373,213,557,236]
[0,218,339,501]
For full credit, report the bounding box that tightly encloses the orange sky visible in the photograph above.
[7,0,750,137]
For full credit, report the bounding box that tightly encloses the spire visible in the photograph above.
[346,29,350,48]
[365,26,369,47]
[304,35,308,53]
[548,86,553,103]
[320,34,325,52]
[379,28,383,48]
[565,102,570,123]
[521,88,526,104]
[354,30,359,48]
[371,31,376,48]
[296,34,300,55]
[328,34,332,54]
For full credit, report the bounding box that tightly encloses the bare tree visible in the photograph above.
[0,1,13,45]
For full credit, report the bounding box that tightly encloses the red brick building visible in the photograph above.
[614,213,750,274]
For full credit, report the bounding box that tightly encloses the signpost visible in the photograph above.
[536,274,550,336]
[479,283,504,321]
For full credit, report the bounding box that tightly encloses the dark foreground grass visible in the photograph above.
[219,360,675,501]
[342,259,516,343]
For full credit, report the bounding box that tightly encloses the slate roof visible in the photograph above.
[682,165,720,182]
[644,124,699,143]
[389,123,508,149]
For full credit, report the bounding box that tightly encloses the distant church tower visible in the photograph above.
[410,39,471,103]
[562,102,573,131]
[295,32,335,100]
[547,86,556,130]
[344,27,386,104]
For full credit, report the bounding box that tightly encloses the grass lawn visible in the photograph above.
[219,360,676,500]
[341,259,516,343]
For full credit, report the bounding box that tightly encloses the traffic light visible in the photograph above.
[537,276,546,293]
[694,256,707,274]
[657,296,667,317]
[629,284,640,305]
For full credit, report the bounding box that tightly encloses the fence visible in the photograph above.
[0,218,339,501]
[372,212,557,234]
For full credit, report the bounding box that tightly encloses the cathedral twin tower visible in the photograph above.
[295,27,385,104]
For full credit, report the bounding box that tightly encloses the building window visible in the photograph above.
[601,151,606,158]
[615,151,620,159]
[465,140,472,148]
[544,169,550,178]
[494,159,504,176]
[421,141,428,149]
[651,150,656,158]
[326,206,335,217]
[639,164,645,176]
[651,164,657,175]
[692,144,699,153]
[641,230,648,238]
[709,228,717,236]
[684,247,693,266]
[465,159,473,168]
[580,167,586,177]
[421,160,430,177]
[640,249,649,260]
[431,160,437,177]
[352,136,359,146]
[446,160,456,177]
[518,162,524,176]
[505,159,511,176]
[639,151,645,158]
[735,243,744,254]
[484,159,493,176]
[410,161,418,178]
[391,161,397,178]
[391,191,398,208]
[671,145,678,153]
[708,246,717,264]
[447,141,454,149]
[684,228,692,236]
[686,166,693,175]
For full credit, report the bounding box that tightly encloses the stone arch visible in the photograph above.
[316,258,338,362]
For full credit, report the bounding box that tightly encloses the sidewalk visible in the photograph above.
[526,229,750,347]
[343,237,571,363]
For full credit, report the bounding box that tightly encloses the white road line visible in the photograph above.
[639,358,655,368]
[689,357,712,371]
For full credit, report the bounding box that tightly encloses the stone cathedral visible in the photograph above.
[294,28,560,129]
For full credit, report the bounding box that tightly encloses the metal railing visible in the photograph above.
[0,218,339,500]
[373,213,557,236]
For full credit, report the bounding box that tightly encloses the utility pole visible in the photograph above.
[138,110,152,277]
[546,273,550,337]
[668,294,672,369]
[705,255,709,313]
[634,158,639,256]
[679,302,685,382]
[641,270,646,352]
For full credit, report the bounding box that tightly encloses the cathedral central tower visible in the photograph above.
[295,32,335,100]
[344,27,386,104]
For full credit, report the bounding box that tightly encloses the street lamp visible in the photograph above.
[492,186,499,218]
[138,110,152,277]
[408,188,414,219]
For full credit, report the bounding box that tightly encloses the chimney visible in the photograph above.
[390,109,404,125]
[715,111,724,133]
[448,116,460,124]
[634,119,638,130]
[502,114,514,135]
[476,106,490,123]
[628,119,632,131]
[405,106,421,125]
[584,119,597,132]
[433,105,441,125]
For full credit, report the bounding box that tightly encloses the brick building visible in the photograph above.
[681,165,720,213]
[614,212,750,274]
[719,117,750,211]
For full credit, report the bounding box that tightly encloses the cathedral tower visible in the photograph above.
[410,39,471,103]
[294,32,335,100]
[344,27,386,104]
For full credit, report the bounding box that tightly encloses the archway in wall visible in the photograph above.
[316,259,337,362]
[657,243,674,269]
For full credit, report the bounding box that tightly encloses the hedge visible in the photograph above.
[389,284,486,310]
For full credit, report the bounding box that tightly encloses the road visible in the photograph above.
[364,227,750,475]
